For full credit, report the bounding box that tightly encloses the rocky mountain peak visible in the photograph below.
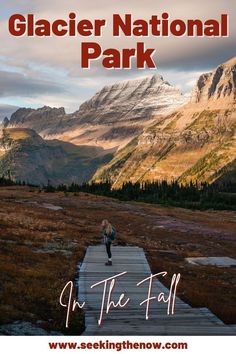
[99,74,165,93]
[8,106,66,136]
[77,73,187,124]
[38,106,66,115]
[9,106,66,126]
[10,108,35,124]
[191,56,236,105]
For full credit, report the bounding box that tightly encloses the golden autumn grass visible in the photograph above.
[0,186,235,334]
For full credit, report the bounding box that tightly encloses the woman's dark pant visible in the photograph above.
[106,241,112,259]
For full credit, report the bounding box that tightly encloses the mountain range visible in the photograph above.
[93,57,236,187]
[1,57,236,186]
[5,74,186,150]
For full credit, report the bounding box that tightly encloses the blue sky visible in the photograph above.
[0,0,235,119]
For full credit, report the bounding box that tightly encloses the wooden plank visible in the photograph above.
[78,245,236,335]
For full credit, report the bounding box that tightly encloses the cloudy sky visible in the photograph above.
[0,0,235,118]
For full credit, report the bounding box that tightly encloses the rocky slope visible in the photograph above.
[0,128,113,185]
[74,74,186,124]
[93,57,236,187]
[191,57,236,105]
[8,106,67,136]
[6,75,187,150]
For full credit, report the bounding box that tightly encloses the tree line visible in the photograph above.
[51,179,236,210]
[1,174,235,210]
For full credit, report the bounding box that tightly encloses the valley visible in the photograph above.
[0,186,235,334]
[0,128,113,185]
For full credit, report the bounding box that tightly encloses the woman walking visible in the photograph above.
[101,219,117,266]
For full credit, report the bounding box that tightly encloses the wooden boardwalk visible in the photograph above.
[78,246,235,335]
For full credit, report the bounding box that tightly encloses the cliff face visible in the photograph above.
[190,57,236,105]
[93,57,236,187]
[7,75,187,150]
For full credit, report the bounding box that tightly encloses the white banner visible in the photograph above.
[0,336,235,354]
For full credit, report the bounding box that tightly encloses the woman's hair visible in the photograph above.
[101,219,113,235]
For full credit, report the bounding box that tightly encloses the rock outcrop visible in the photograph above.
[0,321,62,336]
